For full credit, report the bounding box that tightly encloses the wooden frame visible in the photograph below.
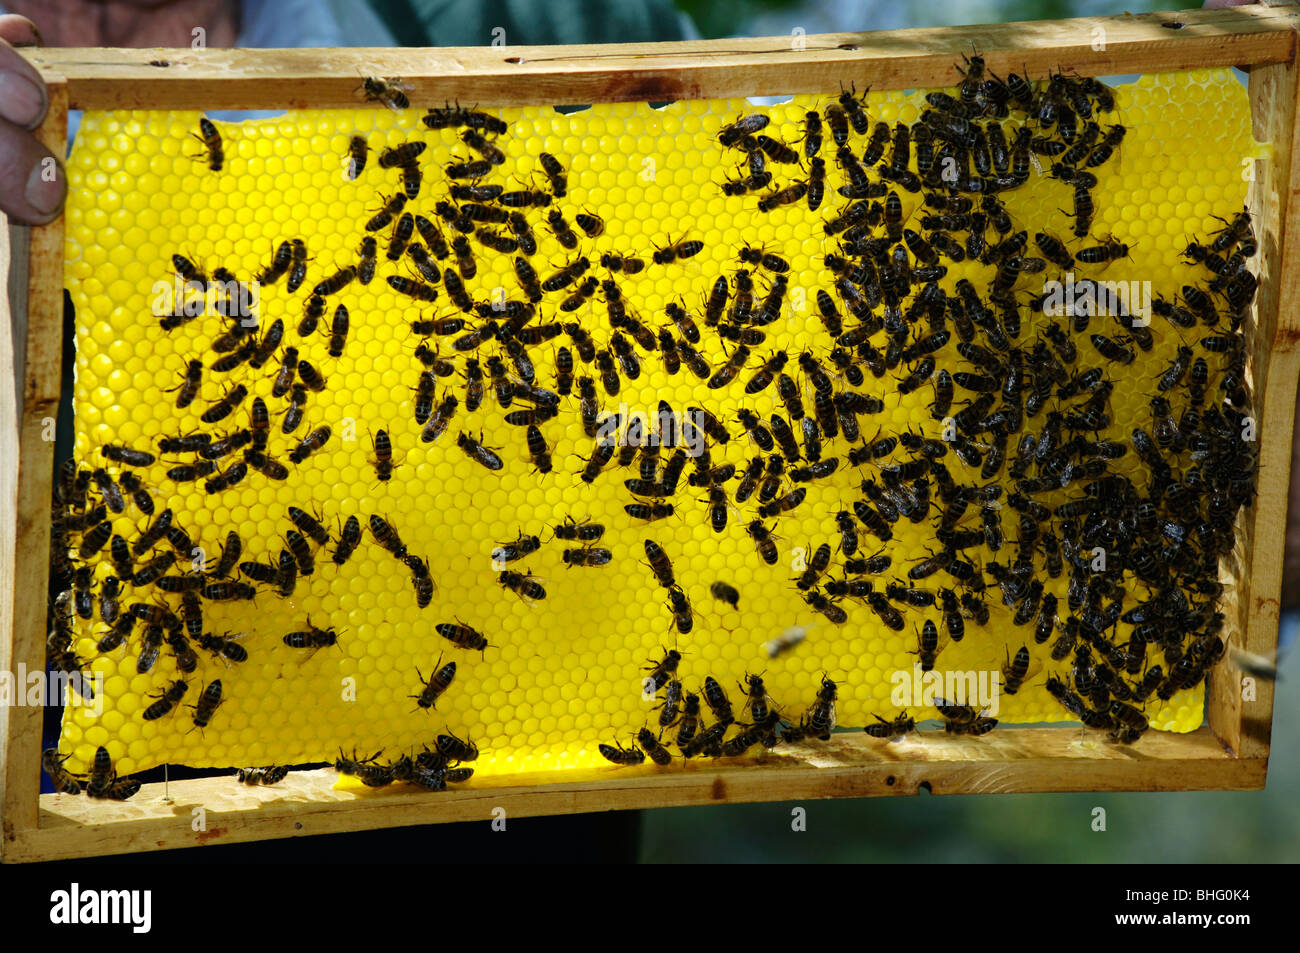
[1,4,1294,862]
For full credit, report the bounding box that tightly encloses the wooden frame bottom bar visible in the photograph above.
[5,727,1263,862]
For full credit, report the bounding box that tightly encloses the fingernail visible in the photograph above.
[8,17,43,47]
[27,156,65,217]
[0,70,45,127]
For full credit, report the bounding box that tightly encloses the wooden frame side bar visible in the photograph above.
[0,80,68,848]
[4,727,1266,862]
[16,5,1300,111]
[1207,54,1299,758]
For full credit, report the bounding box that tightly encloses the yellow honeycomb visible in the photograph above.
[57,68,1257,780]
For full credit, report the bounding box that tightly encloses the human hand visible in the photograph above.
[0,14,65,225]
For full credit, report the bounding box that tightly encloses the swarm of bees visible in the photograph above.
[48,60,1259,796]
[599,652,840,764]
[334,733,476,790]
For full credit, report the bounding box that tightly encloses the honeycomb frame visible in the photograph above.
[2,7,1289,858]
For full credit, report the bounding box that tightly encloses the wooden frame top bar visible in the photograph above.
[19,5,1300,111]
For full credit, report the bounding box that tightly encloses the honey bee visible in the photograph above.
[288,425,331,464]
[143,679,189,721]
[285,238,310,291]
[498,568,547,602]
[436,618,489,650]
[42,748,83,795]
[186,116,224,171]
[204,459,248,494]
[360,75,410,110]
[412,655,456,710]
[366,192,407,233]
[575,211,604,237]
[562,545,613,567]
[423,103,507,133]
[547,209,579,249]
[190,679,224,728]
[251,241,292,288]
[85,745,117,798]
[457,431,504,471]
[636,727,673,766]
[652,236,704,265]
[510,256,543,302]
[758,182,807,212]
[421,392,459,443]
[328,514,360,566]
[368,428,397,482]
[283,620,339,650]
[236,765,291,786]
[1001,644,1042,694]
[803,674,837,739]
[936,699,997,735]
[163,360,203,410]
[599,738,646,766]
[445,156,492,179]
[200,383,248,424]
[864,712,916,740]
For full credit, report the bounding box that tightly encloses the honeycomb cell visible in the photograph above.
[55,70,1254,784]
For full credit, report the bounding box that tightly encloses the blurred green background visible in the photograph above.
[633,0,1298,864]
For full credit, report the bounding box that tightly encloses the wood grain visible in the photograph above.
[1,80,67,844]
[1207,55,1296,759]
[14,6,1300,111]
